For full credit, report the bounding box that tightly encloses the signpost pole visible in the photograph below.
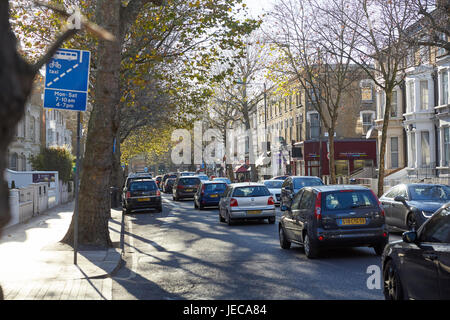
[73,111,81,265]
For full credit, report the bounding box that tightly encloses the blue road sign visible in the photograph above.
[44,49,90,112]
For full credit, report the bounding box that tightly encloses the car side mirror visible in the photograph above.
[402,230,417,243]
[394,195,406,203]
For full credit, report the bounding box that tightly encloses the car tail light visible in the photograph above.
[156,190,161,196]
[177,185,184,189]
[267,196,274,205]
[230,198,238,207]
[201,184,205,196]
[314,192,322,220]
[370,190,385,217]
[126,191,131,199]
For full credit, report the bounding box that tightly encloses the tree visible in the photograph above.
[319,0,418,196]
[265,0,361,184]
[0,0,112,299]
[29,147,74,183]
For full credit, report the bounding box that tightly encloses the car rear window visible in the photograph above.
[323,190,377,211]
[233,186,271,197]
[130,181,157,191]
[205,183,227,192]
[264,180,283,188]
[293,178,323,189]
[179,178,200,185]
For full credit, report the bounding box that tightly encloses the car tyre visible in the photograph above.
[156,205,162,213]
[383,259,404,300]
[279,225,291,249]
[226,211,233,226]
[406,212,417,230]
[268,216,276,224]
[374,241,387,256]
[304,233,320,259]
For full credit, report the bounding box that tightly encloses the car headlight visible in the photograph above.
[421,210,433,218]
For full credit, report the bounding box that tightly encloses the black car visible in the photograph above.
[173,176,201,200]
[279,185,388,258]
[163,178,176,193]
[162,173,177,193]
[379,183,450,230]
[382,203,450,300]
[280,176,324,211]
[123,179,162,214]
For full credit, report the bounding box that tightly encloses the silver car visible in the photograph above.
[219,183,276,225]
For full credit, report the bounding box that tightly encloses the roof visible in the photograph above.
[290,176,323,179]
[230,182,265,188]
[201,180,227,184]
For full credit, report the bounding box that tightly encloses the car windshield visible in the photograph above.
[264,180,283,188]
[409,185,450,201]
[323,190,378,211]
[232,186,271,197]
[129,181,157,191]
[166,179,175,185]
[179,178,200,185]
[205,183,227,192]
[293,178,323,189]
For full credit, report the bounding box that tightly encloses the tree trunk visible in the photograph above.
[61,0,122,247]
[377,90,392,197]
[328,128,337,184]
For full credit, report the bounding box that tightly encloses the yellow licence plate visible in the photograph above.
[247,210,262,214]
[339,218,366,225]
[185,189,193,192]
[210,194,218,198]
[138,197,150,202]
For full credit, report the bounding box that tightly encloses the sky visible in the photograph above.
[243,0,276,18]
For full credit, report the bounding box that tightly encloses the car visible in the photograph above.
[155,175,162,189]
[280,176,324,211]
[173,176,201,200]
[262,179,283,205]
[271,175,290,180]
[194,181,228,209]
[212,177,232,185]
[379,183,450,231]
[177,171,196,177]
[218,182,276,225]
[278,185,388,258]
[382,202,450,300]
[162,173,177,192]
[124,172,153,190]
[122,179,162,214]
[196,174,209,182]
[163,178,176,193]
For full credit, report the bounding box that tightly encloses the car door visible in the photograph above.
[219,186,232,216]
[416,207,450,299]
[281,178,291,209]
[284,190,304,242]
[297,189,315,243]
[380,186,399,227]
[394,185,410,228]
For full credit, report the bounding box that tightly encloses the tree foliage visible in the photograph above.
[29,147,75,183]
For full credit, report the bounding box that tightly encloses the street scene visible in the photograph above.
[0,0,449,306]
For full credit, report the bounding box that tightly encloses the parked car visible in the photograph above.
[162,173,177,192]
[219,182,276,225]
[124,172,153,190]
[155,175,162,189]
[271,175,290,180]
[278,185,389,258]
[194,181,228,209]
[213,177,232,185]
[280,176,324,211]
[122,179,162,214]
[382,202,450,300]
[163,178,176,193]
[173,176,201,200]
[379,183,450,231]
[262,179,283,205]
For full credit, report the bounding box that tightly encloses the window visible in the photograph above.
[299,190,315,210]
[361,112,374,134]
[9,153,18,171]
[296,115,302,141]
[437,33,447,57]
[323,190,377,211]
[291,190,304,211]
[309,113,320,139]
[421,131,430,166]
[408,81,415,112]
[390,91,398,117]
[419,207,450,243]
[411,132,416,166]
[420,80,429,110]
[444,127,450,166]
[384,186,401,199]
[441,71,449,106]
[391,137,399,169]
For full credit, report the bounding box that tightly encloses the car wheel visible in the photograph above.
[304,233,319,259]
[219,211,225,223]
[226,211,233,226]
[268,216,276,224]
[374,241,387,256]
[279,225,291,249]
[383,259,404,300]
[156,206,162,213]
[406,212,417,230]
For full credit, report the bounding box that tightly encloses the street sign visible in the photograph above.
[44,48,90,112]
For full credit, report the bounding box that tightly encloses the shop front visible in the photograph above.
[293,139,377,178]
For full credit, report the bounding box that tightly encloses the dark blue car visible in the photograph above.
[194,181,227,209]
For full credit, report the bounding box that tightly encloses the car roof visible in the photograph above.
[290,176,322,179]
[231,182,265,188]
[129,178,155,183]
[201,180,227,184]
[305,184,370,192]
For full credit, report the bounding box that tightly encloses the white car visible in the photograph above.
[218,183,276,225]
[261,180,283,206]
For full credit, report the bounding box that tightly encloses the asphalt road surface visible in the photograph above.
[112,194,402,300]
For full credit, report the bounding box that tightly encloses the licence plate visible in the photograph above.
[247,210,262,214]
[210,194,218,198]
[339,218,366,225]
[185,189,193,192]
[138,197,150,202]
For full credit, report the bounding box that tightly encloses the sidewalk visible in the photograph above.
[0,201,124,300]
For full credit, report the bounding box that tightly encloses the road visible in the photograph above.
[112,194,402,300]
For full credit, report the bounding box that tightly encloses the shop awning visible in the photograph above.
[234,165,250,173]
